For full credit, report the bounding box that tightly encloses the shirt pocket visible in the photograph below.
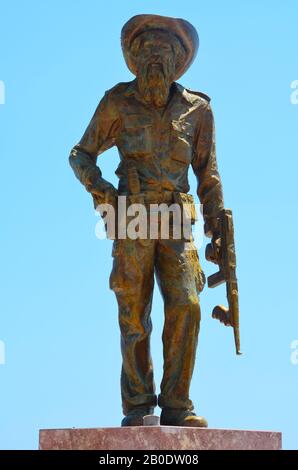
[121,115,152,157]
[170,120,194,165]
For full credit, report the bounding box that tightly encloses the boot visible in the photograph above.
[160,407,208,427]
[121,406,154,427]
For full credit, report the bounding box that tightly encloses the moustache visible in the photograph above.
[145,61,165,76]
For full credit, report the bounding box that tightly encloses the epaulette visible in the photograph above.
[185,88,211,103]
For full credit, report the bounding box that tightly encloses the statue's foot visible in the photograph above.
[160,408,208,428]
[121,406,154,427]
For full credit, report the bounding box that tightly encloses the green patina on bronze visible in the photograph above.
[69,14,239,428]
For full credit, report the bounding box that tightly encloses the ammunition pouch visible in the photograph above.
[172,192,197,225]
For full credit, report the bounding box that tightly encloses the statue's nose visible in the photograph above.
[150,53,162,63]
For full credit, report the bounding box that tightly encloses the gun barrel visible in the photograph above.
[234,325,241,355]
[227,279,241,355]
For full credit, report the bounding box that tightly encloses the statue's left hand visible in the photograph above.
[205,234,221,265]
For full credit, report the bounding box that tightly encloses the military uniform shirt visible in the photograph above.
[69,79,224,233]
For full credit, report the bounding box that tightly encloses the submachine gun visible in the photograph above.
[205,209,241,355]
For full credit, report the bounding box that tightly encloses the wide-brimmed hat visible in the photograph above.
[121,14,199,80]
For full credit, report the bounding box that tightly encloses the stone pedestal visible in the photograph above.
[39,426,282,450]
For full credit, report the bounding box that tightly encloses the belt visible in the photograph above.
[120,190,196,221]
[143,190,174,204]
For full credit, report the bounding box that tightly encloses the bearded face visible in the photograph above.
[132,31,183,107]
[137,54,175,107]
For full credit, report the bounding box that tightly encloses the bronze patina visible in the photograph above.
[69,14,239,427]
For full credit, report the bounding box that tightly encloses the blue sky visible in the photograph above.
[0,0,297,450]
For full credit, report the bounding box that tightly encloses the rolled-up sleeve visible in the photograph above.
[191,103,224,237]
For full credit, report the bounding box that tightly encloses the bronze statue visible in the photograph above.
[69,14,239,427]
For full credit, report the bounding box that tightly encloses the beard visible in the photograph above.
[137,56,175,108]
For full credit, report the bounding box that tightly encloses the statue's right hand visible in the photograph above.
[91,182,118,212]
[86,176,117,199]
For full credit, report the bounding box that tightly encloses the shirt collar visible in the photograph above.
[124,79,195,107]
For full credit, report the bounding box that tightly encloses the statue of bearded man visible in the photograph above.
[69,14,224,427]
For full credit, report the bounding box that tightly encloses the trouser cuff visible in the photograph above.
[123,394,158,415]
[158,394,194,411]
